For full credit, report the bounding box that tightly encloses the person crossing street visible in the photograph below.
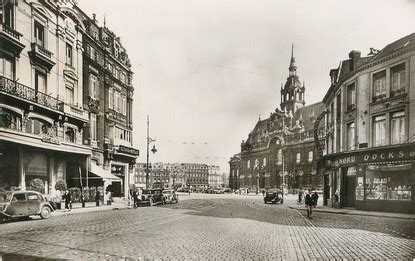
[305,189,313,219]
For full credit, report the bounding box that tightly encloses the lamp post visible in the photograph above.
[146,115,157,189]
[256,173,260,194]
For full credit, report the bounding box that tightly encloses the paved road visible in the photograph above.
[0,193,414,260]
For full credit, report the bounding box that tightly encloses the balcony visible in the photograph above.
[391,88,405,98]
[63,103,89,121]
[28,43,56,71]
[347,103,356,111]
[372,93,386,103]
[0,76,64,112]
[0,24,25,56]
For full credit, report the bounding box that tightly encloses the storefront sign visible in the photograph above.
[117,145,140,156]
[332,156,356,167]
[361,146,415,164]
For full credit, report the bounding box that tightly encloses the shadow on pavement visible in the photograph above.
[159,198,415,240]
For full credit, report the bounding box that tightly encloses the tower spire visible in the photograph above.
[291,43,294,59]
[289,43,297,76]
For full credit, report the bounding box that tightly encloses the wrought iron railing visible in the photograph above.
[0,76,63,111]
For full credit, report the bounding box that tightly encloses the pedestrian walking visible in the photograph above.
[311,191,319,208]
[262,190,265,197]
[63,189,72,211]
[333,193,339,208]
[298,189,303,204]
[305,190,313,218]
[133,190,139,208]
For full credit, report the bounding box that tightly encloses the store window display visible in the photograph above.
[365,166,412,201]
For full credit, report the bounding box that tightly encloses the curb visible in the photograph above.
[53,204,130,216]
[289,205,415,220]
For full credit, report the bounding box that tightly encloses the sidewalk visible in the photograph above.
[289,204,415,220]
[53,200,130,216]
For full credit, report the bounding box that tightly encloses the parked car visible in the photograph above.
[177,187,190,193]
[137,189,165,206]
[223,188,232,194]
[162,190,179,204]
[264,190,284,204]
[0,191,54,220]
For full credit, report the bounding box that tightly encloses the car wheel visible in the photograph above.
[280,200,284,204]
[149,198,154,207]
[40,206,51,219]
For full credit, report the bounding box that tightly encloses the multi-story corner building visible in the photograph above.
[78,9,138,198]
[208,165,222,188]
[229,153,241,190]
[0,1,90,195]
[230,46,324,192]
[0,1,138,199]
[319,33,415,213]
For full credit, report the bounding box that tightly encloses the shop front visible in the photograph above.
[322,144,415,214]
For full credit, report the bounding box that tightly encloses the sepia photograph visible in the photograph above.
[0,0,414,259]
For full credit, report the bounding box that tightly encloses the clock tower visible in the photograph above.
[280,44,305,115]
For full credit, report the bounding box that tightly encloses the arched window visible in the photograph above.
[0,108,21,130]
[65,127,76,143]
[26,117,51,135]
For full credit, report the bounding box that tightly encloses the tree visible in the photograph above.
[55,179,67,191]
[29,178,45,193]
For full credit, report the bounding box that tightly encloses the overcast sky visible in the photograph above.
[79,0,415,173]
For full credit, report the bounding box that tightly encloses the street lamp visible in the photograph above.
[146,115,157,189]
[256,173,260,194]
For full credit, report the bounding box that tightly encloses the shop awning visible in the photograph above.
[89,162,122,181]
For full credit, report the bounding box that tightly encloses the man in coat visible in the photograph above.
[63,189,72,211]
[305,190,313,218]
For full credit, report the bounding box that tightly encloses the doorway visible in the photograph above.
[343,171,356,207]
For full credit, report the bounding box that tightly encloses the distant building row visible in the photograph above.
[134,163,225,190]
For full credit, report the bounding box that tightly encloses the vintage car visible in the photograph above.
[264,190,284,204]
[137,189,165,206]
[0,191,54,220]
[162,189,179,204]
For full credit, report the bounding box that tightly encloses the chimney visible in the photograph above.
[348,50,361,71]
[329,69,338,85]
[92,13,97,24]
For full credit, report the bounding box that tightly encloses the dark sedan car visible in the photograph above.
[264,190,284,204]
[137,189,165,206]
[0,191,54,220]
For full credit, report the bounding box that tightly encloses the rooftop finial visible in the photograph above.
[103,14,106,28]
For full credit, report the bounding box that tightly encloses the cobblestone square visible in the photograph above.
[0,194,414,260]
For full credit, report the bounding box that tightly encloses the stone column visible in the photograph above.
[49,154,55,195]
[18,147,25,190]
